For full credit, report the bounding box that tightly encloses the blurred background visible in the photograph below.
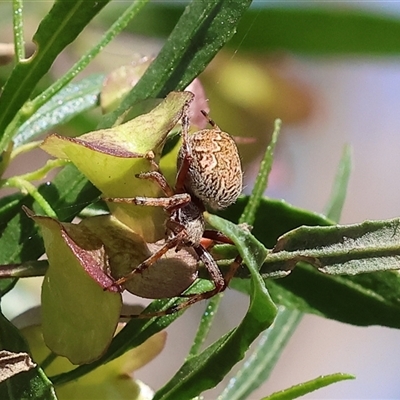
[2,1,400,398]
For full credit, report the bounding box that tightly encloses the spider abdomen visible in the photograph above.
[178,129,242,209]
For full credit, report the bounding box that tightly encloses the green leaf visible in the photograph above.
[324,145,352,222]
[263,373,354,400]
[14,75,104,147]
[218,126,298,400]
[41,91,192,242]
[100,62,152,114]
[111,4,400,55]
[218,307,303,400]
[0,0,110,149]
[239,119,281,226]
[0,312,57,399]
[153,214,277,400]
[22,325,165,400]
[99,0,252,127]
[0,193,43,263]
[264,218,400,277]
[229,7,400,54]
[50,295,187,385]
[30,212,122,365]
[219,138,351,399]
[0,164,99,281]
[220,196,333,248]
[44,164,100,223]
[266,265,400,328]
[224,197,400,328]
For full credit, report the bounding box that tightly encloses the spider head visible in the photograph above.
[167,201,205,247]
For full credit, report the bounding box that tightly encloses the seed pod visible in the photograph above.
[178,128,242,209]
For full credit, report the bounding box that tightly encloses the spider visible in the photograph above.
[104,100,243,316]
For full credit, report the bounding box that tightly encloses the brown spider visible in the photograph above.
[104,100,243,315]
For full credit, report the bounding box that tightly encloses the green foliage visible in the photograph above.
[14,75,104,147]
[119,4,400,55]
[263,373,355,400]
[0,313,57,399]
[0,0,111,152]
[1,1,400,399]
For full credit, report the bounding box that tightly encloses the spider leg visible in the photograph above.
[130,246,242,318]
[106,232,185,290]
[144,150,159,171]
[200,231,243,284]
[202,229,234,245]
[136,170,175,197]
[175,101,192,193]
[200,110,220,130]
[103,193,191,209]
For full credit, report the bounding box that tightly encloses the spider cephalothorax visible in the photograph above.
[104,97,243,315]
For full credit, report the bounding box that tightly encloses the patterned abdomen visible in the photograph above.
[178,129,242,209]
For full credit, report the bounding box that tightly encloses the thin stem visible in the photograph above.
[10,140,42,160]
[0,113,21,155]
[4,177,57,218]
[14,159,69,182]
[188,293,223,358]
[12,0,25,61]
[21,0,150,120]
[0,260,48,278]
[40,352,58,371]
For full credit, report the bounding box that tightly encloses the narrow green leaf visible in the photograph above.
[220,143,350,399]
[263,373,354,400]
[14,75,104,147]
[223,196,400,328]
[99,0,252,128]
[188,89,274,360]
[266,265,400,328]
[28,0,149,118]
[153,215,277,400]
[324,145,352,222]
[230,8,400,54]
[219,307,302,400]
[239,119,281,226]
[98,2,180,38]
[221,145,351,399]
[187,292,223,358]
[0,312,57,399]
[220,196,333,249]
[111,4,400,55]
[12,0,25,61]
[264,218,400,277]
[0,0,110,149]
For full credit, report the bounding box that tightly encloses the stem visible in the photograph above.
[16,159,69,182]
[0,260,48,278]
[22,0,150,119]
[0,158,69,218]
[4,177,57,218]
[0,113,21,155]
[40,352,58,371]
[10,140,42,160]
[188,293,223,358]
[12,0,25,61]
